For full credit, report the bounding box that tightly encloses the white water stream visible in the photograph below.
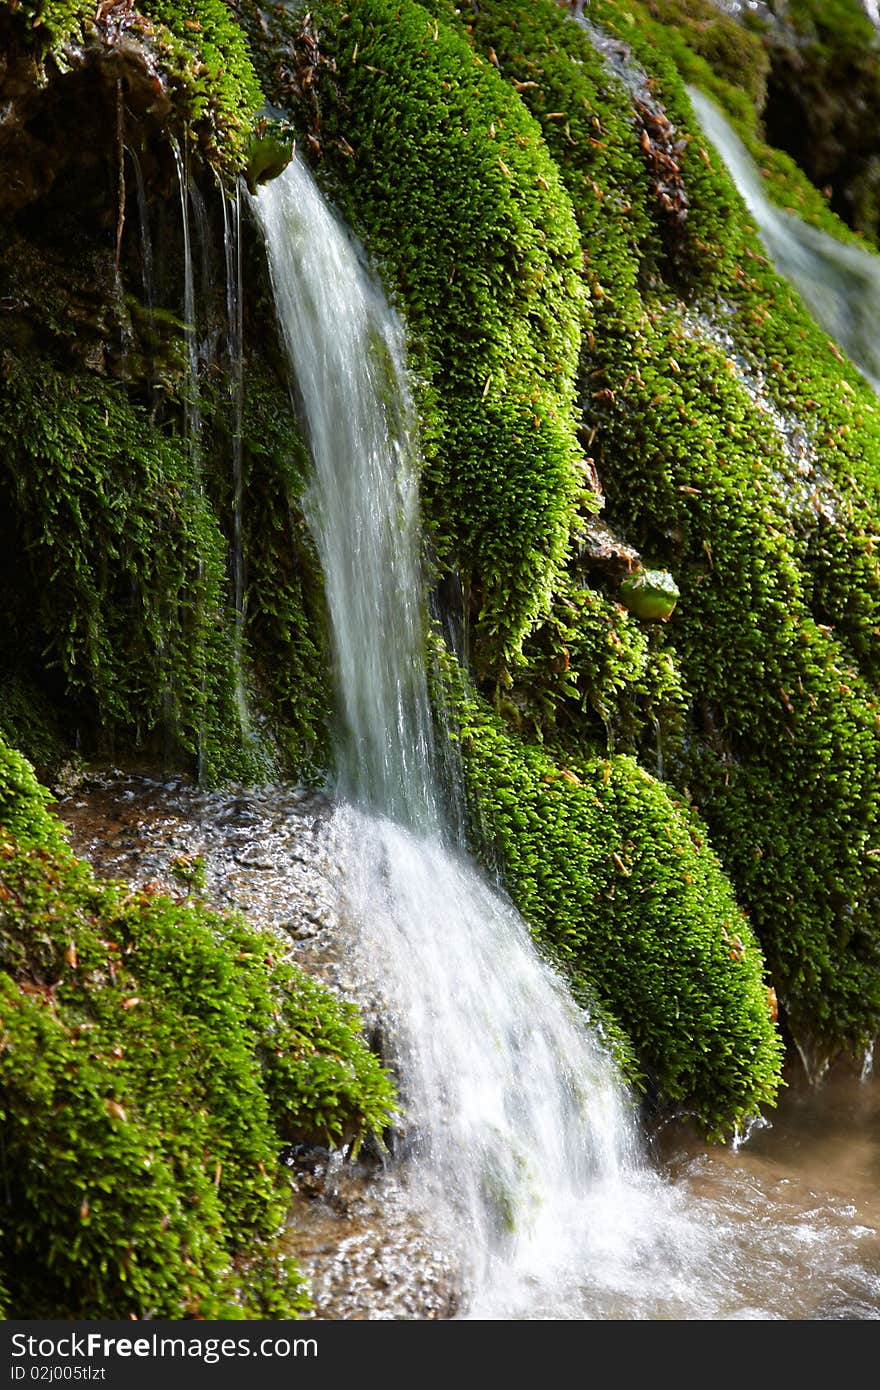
[688,87,880,392]
[252,157,878,1318]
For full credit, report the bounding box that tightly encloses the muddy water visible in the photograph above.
[656,1065,880,1319]
[58,773,879,1320]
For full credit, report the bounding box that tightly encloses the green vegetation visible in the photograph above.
[581,0,879,246]
[449,0,880,1062]
[4,0,262,171]
[438,655,782,1139]
[0,737,396,1318]
[5,0,880,1311]
[0,362,261,783]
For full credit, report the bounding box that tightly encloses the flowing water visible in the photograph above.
[170,139,202,458]
[688,87,880,393]
[253,156,641,1315]
[219,177,251,736]
[250,156,879,1318]
[59,769,880,1321]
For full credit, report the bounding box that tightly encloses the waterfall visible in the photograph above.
[253,154,657,1315]
[688,87,880,393]
[252,156,872,1319]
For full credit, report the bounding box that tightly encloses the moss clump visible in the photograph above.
[589,304,880,1057]
[144,0,264,168]
[438,652,782,1140]
[0,100,332,786]
[500,579,688,759]
[635,0,770,107]
[0,737,396,1317]
[0,361,259,782]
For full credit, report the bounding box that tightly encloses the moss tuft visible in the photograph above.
[437,647,783,1140]
[0,736,396,1317]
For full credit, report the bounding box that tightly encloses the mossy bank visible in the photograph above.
[0,738,395,1317]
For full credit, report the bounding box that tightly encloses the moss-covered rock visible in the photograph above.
[459,0,880,1065]
[437,650,782,1139]
[0,736,396,1317]
[0,361,246,778]
[0,0,262,184]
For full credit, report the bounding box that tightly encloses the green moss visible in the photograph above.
[438,0,880,1064]
[590,304,880,1052]
[0,736,396,1317]
[247,0,592,662]
[4,0,262,171]
[144,0,263,167]
[0,360,259,783]
[771,0,878,60]
[437,649,782,1140]
[553,7,880,1057]
[503,578,688,758]
[584,0,876,247]
[0,674,67,773]
[635,0,770,106]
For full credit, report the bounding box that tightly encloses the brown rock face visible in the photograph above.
[0,14,173,219]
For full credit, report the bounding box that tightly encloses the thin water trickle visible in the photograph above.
[170,138,209,783]
[861,1042,874,1084]
[252,156,879,1318]
[688,87,880,393]
[127,145,155,336]
[220,177,250,737]
[170,138,202,462]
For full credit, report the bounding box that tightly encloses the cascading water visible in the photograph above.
[253,155,643,1315]
[170,139,202,461]
[688,87,880,393]
[253,156,879,1319]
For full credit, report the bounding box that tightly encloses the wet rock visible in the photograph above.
[576,518,642,584]
[0,15,176,220]
[57,768,465,1320]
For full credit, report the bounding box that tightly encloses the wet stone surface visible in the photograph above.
[57,768,458,1321]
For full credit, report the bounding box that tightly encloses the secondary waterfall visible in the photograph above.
[252,156,876,1319]
[688,87,880,393]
